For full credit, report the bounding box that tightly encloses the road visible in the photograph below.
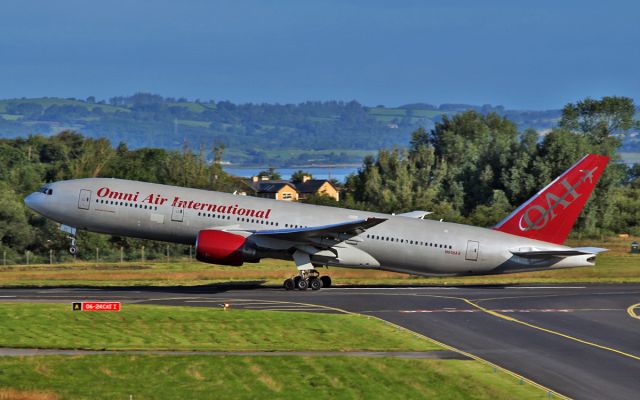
[1,283,639,400]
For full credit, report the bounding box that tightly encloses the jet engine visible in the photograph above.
[195,230,258,266]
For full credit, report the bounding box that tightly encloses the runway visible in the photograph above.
[2,283,639,400]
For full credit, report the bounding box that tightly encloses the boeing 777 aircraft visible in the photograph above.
[24,154,608,290]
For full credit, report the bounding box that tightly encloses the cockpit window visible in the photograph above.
[38,186,53,195]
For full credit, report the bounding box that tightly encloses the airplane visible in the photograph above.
[24,153,609,291]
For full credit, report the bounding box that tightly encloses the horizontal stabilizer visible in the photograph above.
[396,211,432,219]
[510,247,607,259]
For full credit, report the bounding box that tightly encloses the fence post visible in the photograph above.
[141,246,145,262]
[120,247,124,264]
[96,247,99,265]
[166,245,170,263]
[25,251,29,265]
[49,249,53,264]
[3,251,6,266]
[189,245,192,261]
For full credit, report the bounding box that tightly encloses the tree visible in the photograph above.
[257,168,281,180]
[300,193,339,207]
[559,96,636,143]
[291,170,312,183]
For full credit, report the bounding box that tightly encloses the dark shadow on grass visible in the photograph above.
[0,280,268,295]
[1,281,597,295]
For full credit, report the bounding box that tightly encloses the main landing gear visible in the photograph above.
[283,250,332,291]
[283,270,332,291]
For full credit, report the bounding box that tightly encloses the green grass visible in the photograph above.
[1,236,637,288]
[368,107,407,116]
[0,303,439,352]
[166,101,209,113]
[0,355,547,400]
[411,109,447,118]
[2,238,639,287]
[0,97,130,114]
[0,113,22,121]
[177,119,210,128]
[619,152,640,164]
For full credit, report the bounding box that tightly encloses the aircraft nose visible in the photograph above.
[24,192,41,212]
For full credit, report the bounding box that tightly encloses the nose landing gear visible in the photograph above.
[68,238,78,255]
[60,225,78,255]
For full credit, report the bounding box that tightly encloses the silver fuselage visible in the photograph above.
[24,178,596,276]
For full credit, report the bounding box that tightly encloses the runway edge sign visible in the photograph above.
[72,302,121,312]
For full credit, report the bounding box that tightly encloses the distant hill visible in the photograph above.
[0,94,634,165]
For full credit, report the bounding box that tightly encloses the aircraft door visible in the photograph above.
[171,207,184,222]
[78,189,91,210]
[465,240,479,261]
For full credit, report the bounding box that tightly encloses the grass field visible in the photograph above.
[0,303,438,352]
[0,303,547,399]
[1,236,638,288]
[0,356,547,400]
[619,152,640,164]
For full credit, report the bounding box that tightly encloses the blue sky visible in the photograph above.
[1,0,638,109]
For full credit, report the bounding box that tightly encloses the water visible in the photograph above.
[223,166,360,183]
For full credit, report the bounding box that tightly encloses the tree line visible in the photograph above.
[0,96,638,262]
[337,96,639,238]
[0,132,236,262]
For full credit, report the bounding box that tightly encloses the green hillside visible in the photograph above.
[0,94,568,166]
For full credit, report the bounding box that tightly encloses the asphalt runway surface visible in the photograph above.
[1,283,639,400]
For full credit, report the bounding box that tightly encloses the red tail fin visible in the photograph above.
[495,154,609,244]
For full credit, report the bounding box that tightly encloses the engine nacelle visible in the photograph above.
[195,230,258,266]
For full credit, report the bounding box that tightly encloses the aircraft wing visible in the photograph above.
[249,217,386,241]
[510,247,607,259]
[395,210,432,219]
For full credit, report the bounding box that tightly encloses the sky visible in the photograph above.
[1,0,638,109]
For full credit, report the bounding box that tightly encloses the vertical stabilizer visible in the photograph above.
[494,154,609,244]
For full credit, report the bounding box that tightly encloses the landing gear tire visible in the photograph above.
[320,276,332,288]
[69,245,78,255]
[296,278,308,291]
[283,278,295,291]
[309,278,323,291]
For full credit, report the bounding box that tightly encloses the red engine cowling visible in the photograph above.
[195,230,257,266]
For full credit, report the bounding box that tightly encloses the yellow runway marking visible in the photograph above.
[627,303,640,320]
[464,299,640,362]
[220,296,568,399]
[357,311,569,399]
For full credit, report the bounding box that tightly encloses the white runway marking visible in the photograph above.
[400,308,611,313]
[243,305,324,309]
[506,286,586,289]
[330,287,458,290]
[0,296,16,298]
[184,300,226,303]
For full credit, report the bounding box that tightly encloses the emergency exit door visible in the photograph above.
[78,189,91,210]
[465,240,479,261]
[171,207,184,222]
